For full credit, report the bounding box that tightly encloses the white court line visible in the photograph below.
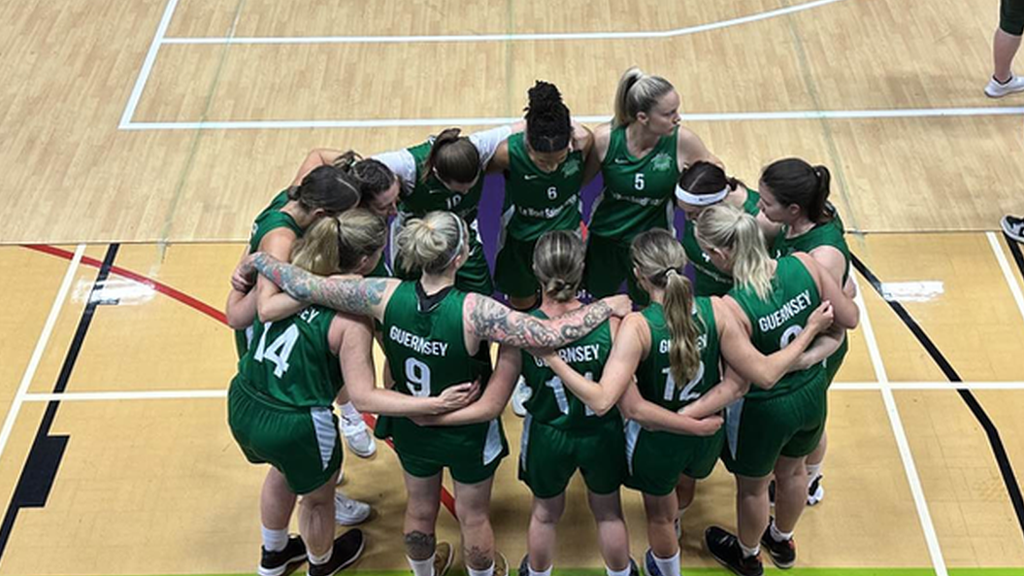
[987,231,1024,329]
[0,245,85,465]
[120,106,1024,131]
[18,382,1024,403]
[161,0,844,45]
[854,276,948,576]
[119,0,181,128]
[23,390,226,402]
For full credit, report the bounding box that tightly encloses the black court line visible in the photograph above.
[1005,232,1024,286]
[0,244,119,564]
[852,252,1024,547]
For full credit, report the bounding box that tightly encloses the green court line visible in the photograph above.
[78,568,1024,576]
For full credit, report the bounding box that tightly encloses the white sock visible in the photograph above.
[261,525,288,552]
[529,564,553,576]
[338,401,361,421]
[467,561,495,576]
[308,548,332,565]
[606,564,631,576]
[770,521,794,542]
[739,541,760,558]
[806,462,822,481]
[653,551,680,576]
[408,554,435,576]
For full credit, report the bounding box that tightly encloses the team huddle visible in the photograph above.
[223,66,859,576]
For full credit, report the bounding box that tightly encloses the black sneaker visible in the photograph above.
[307,529,365,576]
[260,536,306,576]
[518,555,530,576]
[629,557,640,576]
[761,520,797,569]
[807,474,824,506]
[1003,215,1024,243]
[704,526,764,576]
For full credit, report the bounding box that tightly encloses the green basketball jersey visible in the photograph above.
[376,282,492,453]
[728,256,824,399]
[519,310,618,431]
[682,188,761,297]
[589,126,680,240]
[634,298,721,413]
[236,190,306,358]
[237,305,342,409]
[503,133,584,241]
[399,141,485,224]
[249,190,303,253]
[772,210,850,284]
[771,209,851,380]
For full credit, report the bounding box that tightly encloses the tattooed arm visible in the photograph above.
[462,293,631,349]
[242,253,399,321]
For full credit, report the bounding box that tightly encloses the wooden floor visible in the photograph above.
[1,0,1024,575]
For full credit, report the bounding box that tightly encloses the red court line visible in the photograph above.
[21,243,460,519]
[24,244,227,324]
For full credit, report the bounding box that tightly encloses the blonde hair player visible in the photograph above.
[540,228,832,576]
[237,211,631,576]
[411,230,637,576]
[582,66,720,306]
[227,209,406,576]
[692,204,857,575]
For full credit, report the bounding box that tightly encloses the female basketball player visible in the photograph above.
[410,231,638,576]
[227,165,360,356]
[583,67,719,305]
[540,228,832,576]
[238,211,631,576]
[759,158,853,507]
[488,81,592,311]
[373,123,522,295]
[227,160,382,467]
[227,210,390,576]
[691,204,858,575]
[674,162,762,297]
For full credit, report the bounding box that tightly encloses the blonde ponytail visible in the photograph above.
[664,269,701,386]
[532,230,585,302]
[612,66,675,128]
[291,209,387,276]
[630,229,702,385]
[695,204,773,300]
[396,211,466,276]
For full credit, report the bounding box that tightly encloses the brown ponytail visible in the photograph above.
[760,158,834,223]
[532,230,585,302]
[422,128,480,185]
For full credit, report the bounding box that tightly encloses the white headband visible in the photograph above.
[675,185,729,206]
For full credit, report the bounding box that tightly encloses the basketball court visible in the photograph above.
[1,1,1023,575]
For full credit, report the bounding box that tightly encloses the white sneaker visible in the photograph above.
[511,376,531,417]
[1002,215,1024,243]
[339,412,376,458]
[985,75,1024,98]
[334,491,372,525]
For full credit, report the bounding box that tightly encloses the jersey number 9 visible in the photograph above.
[405,357,432,398]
